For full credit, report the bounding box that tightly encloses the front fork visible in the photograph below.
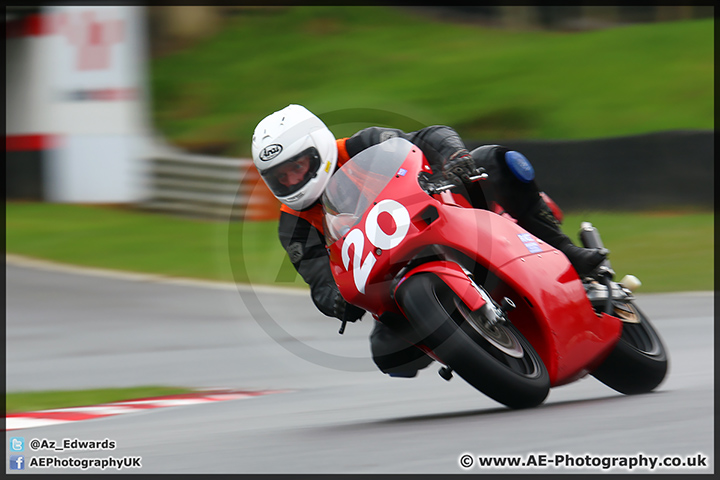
[470,283,516,330]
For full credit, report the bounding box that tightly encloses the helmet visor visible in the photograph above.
[260,147,322,198]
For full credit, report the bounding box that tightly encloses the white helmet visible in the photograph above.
[251,104,338,211]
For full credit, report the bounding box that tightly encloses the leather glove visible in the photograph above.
[333,293,365,323]
[442,150,475,183]
[342,302,366,323]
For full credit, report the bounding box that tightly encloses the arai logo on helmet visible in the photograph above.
[259,144,283,161]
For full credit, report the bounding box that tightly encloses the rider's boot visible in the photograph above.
[518,200,607,277]
[370,319,433,378]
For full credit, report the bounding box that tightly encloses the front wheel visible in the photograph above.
[591,300,668,394]
[395,273,549,409]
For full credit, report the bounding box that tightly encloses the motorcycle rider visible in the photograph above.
[251,104,606,378]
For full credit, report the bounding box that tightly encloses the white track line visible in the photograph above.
[6,254,308,295]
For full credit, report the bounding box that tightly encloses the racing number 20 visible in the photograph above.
[341,200,410,294]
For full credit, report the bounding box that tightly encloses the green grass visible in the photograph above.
[5,202,306,289]
[561,211,714,293]
[150,7,713,155]
[6,386,196,414]
[6,202,713,293]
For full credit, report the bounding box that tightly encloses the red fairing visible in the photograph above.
[486,250,621,386]
[395,261,487,312]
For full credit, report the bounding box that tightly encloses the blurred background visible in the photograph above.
[5,5,714,289]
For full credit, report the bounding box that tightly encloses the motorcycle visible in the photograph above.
[321,137,668,409]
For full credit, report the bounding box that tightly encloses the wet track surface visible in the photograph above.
[5,261,714,474]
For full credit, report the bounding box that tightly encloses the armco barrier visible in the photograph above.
[141,151,280,221]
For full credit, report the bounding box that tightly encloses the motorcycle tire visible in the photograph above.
[395,273,550,409]
[591,300,668,394]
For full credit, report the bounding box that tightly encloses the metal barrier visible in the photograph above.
[141,147,280,221]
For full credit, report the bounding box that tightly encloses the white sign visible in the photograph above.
[43,6,151,202]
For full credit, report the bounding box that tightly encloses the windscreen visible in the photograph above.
[322,137,414,245]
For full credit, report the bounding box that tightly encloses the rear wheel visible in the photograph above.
[591,301,668,394]
[395,273,549,409]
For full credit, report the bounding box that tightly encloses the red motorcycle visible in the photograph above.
[322,137,668,409]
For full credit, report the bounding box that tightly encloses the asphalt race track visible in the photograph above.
[5,260,714,474]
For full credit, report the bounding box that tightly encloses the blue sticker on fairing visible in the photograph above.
[505,151,535,183]
[518,233,542,253]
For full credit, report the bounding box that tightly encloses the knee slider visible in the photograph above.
[505,151,535,183]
